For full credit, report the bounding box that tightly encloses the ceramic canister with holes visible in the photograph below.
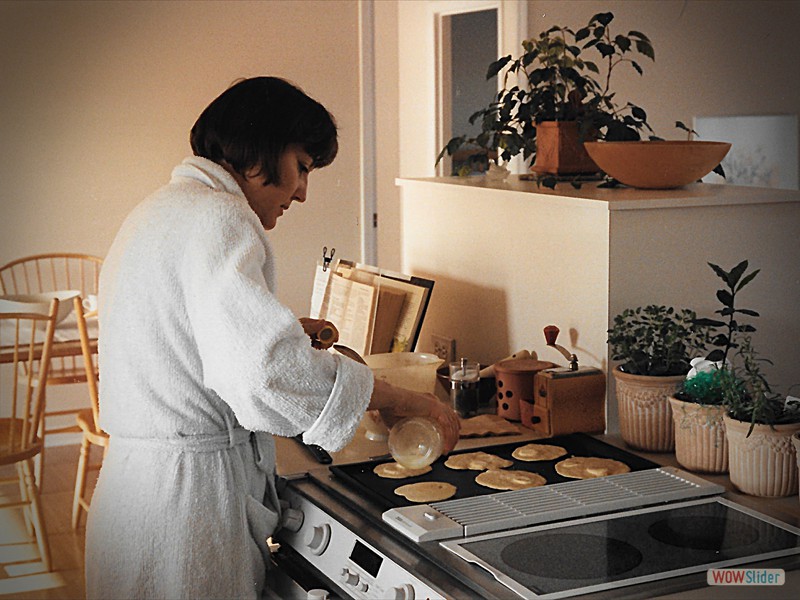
[493,358,557,422]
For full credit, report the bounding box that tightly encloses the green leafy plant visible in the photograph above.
[436,12,655,179]
[722,336,800,435]
[676,260,760,405]
[607,305,710,376]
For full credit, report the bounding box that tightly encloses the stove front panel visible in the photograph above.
[442,497,800,599]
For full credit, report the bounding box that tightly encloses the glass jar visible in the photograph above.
[387,417,444,469]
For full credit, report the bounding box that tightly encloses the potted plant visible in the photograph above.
[607,305,710,452]
[436,12,655,187]
[721,337,800,497]
[669,259,760,473]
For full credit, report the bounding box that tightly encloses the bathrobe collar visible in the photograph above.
[171,156,244,197]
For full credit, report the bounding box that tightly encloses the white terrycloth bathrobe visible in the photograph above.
[85,157,373,599]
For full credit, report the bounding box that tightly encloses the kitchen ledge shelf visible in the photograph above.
[396,176,800,211]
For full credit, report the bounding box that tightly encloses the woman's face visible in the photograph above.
[231,144,313,230]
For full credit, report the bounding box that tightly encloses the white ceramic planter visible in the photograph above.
[613,367,681,452]
[669,396,728,473]
[724,415,800,497]
[793,432,800,503]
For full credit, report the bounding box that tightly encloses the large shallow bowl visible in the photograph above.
[0,290,80,323]
[584,141,731,189]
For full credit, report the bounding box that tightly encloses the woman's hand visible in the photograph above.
[369,379,460,454]
[298,317,339,349]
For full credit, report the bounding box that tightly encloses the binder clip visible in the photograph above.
[322,246,336,272]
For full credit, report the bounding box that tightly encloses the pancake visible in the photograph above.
[373,462,432,479]
[459,414,520,438]
[511,443,567,462]
[444,451,513,471]
[555,456,631,479]
[475,469,547,491]
[394,481,457,503]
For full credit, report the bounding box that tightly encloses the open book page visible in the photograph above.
[321,273,377,356]
[376,276,430,352]
[369,287,405,354]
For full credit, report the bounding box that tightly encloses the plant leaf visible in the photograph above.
[596,42,615,57]
[487,56,512,80]
[736,269,760,291]
[728,260,749,288]
[593,12,614,26]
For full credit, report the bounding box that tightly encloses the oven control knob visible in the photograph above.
[339,568,359,586]
[280,507,304,532]
[304,523,331,555]
[390,583,415,600]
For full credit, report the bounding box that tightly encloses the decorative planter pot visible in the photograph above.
[793,432,800,503]
[612,367,681,452]
[724,415,800,497]
[531,121,599,175]
[669,396,728,473]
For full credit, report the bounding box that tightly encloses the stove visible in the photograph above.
[442,497,800,598]
[270,434,800,599]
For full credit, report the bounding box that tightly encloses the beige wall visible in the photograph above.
[527,1,800,151]
[0,0,362,316]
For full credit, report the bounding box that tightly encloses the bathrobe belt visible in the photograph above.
[111,426,260,454]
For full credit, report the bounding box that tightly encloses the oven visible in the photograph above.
[268,434,800,599]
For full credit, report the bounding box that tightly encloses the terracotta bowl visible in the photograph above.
[583,141,731,189]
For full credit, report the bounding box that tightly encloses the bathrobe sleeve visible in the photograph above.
[179,197,372,451]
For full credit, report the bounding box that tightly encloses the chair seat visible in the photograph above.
[0,418,44,466]
[76,409,109,448]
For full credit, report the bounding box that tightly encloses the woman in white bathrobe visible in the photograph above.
[85,77,459,600]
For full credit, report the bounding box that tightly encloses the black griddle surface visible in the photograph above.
[330,433,659,510]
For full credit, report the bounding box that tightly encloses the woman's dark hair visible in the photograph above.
[190,77,338,184]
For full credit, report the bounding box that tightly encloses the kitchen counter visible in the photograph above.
[395,177,800,437]
[275,423,800,599]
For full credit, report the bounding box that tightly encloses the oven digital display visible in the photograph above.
[350,540,383,577]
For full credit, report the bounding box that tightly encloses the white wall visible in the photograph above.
[0,0,363,316]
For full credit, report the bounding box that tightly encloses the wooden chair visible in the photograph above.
[71,296,108,529]
[0,254,103,471]
[0,299,59,571]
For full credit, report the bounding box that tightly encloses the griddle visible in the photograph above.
[330,433,659,510]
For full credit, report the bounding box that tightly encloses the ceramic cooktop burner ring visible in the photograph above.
[500,533,644,579]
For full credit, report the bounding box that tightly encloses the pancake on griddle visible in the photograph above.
[444,451,513,471]
[475,469,546,490]
[555,456,630,479]
[394,481,457,502]
[511,443,567,462]
[373,462,432,479]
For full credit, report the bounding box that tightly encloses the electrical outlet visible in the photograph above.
[431,334,456,363]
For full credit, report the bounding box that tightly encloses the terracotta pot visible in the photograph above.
[531,121,599,175]
[724,415,800,497]
[669,396,728,473]
[612,367,681,452]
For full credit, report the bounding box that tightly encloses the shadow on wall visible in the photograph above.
[414,272,509,367]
